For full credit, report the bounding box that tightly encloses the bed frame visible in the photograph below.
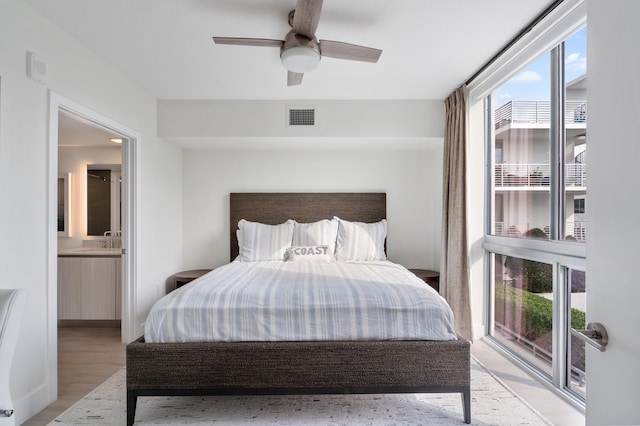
[126,193,470,425]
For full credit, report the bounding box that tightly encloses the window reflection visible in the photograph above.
[492,254,553,378]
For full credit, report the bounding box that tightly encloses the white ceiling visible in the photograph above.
[25,0,553,101]
[58,110,122,147]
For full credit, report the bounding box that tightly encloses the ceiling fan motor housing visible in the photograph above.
[280,30,321,73]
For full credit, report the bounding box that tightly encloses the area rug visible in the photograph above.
[50,357,550,425]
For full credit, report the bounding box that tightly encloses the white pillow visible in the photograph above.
[292,218,339,256]
[237,219,294,262]
[285,245,334,262]
[236,228,243,255]
[335,217,387,261]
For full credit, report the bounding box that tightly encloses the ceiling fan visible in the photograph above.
[213,0,382,86]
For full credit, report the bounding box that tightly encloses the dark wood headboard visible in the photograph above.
[230,193,386,261]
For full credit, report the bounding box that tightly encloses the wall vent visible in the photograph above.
[287,107,316,127]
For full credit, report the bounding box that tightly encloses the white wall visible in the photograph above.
[586,1,640,424]
[159,100,445,140]
[162,98,447,271]
[57,146,122,251]
[182,147,443,271]
[0,1,182,423]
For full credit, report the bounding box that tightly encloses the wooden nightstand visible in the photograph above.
[172,269,212,291]
[409,269,440,292]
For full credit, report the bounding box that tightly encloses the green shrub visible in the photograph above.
[503,228,553,293]
[495,282,587,374]
[495,283,585,340]
[523,260,553,293]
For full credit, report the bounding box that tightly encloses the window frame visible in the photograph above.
[469,1,587,407]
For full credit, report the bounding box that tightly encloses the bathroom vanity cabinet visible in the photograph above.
[57,251,122,320]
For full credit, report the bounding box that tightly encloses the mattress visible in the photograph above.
[144,260,457,343]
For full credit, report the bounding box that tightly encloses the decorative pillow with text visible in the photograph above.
[292,218,339,256]
[286,245,334,262]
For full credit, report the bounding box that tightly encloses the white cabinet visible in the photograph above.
[58,256,121,320]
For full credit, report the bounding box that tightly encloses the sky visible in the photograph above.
[493,26,586,107]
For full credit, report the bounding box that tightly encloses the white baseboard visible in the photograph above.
[13,382,51,425]
[473,323,486,340]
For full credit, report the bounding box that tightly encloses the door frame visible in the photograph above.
[46,91,139,400]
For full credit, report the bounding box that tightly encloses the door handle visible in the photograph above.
[571,322,608,352]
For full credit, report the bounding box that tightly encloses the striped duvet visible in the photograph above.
[144,260,458,343]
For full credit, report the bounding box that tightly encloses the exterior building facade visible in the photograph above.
[493,76,587,241]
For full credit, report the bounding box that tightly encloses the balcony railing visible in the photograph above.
[494,322,586,386]
[494,221,587,242]
[495,163,586,187]
[495,100,587,130]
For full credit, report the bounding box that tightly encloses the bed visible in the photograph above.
[126,193,470,425]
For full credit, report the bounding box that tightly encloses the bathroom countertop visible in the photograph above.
[58,247,123,257]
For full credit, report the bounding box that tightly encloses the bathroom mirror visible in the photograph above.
[57,173,72,237]
[87,164,121,236]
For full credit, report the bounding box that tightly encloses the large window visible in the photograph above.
[490,28,587,242]
[492,52,551,239]
[485,25,587,403]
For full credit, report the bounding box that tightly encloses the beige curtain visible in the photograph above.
[440,85,473,342]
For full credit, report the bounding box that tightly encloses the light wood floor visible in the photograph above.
[23,329,584,425]
[23,327,126,426]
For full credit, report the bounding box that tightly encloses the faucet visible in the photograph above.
[104,230,113,248]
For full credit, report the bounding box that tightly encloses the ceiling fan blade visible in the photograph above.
[287,71,304,86]
[292,0,323,39]
[319,40,382,63]
[213,37,283,48]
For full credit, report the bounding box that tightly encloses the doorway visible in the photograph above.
[57,111,123,324]
[47,92,138,401]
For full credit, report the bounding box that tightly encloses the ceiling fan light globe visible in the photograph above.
[281,46,320,73]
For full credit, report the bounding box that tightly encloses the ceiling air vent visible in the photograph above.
[287,107,316,127]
